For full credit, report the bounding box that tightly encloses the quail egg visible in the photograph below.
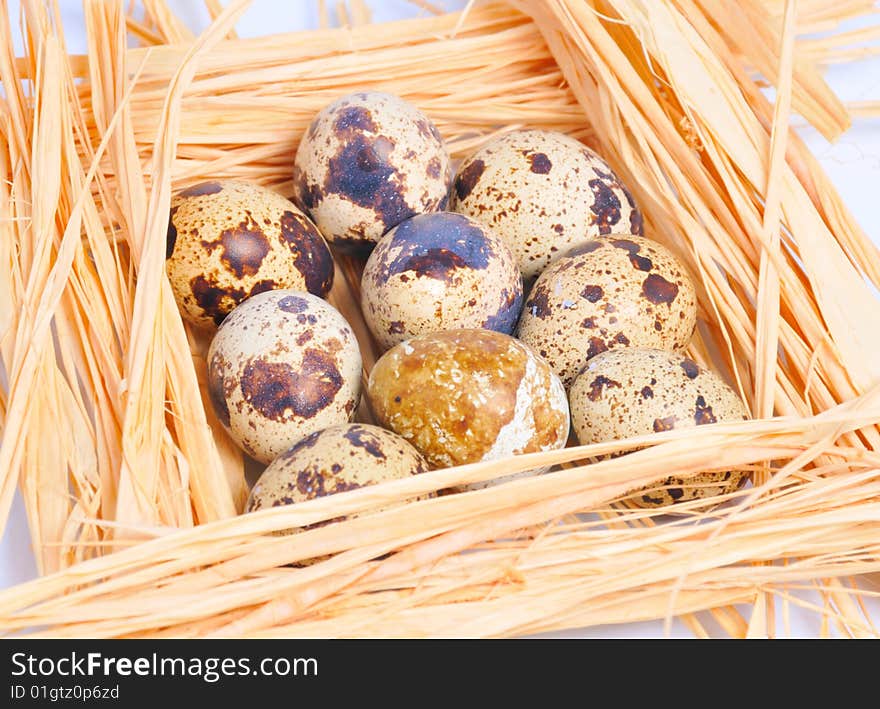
[516,235,697,388]
[247,423,430,513]
[207,290,362,464]
[367,329,569,469]
[361,212,523,350]
[569,348,750,507]
[246,423,431,564]
[293,91,452,254]
[166,179,334,328]
[450,129,643,279]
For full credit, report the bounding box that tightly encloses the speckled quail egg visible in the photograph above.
[450,129,643,279]
[569,348,751,507]
[207,290,362,464]
[166,179,334,328]
[293,91,452,254]
[246,423,429,515]
[368,329,569,470]
[361,212,523,350]
[516,235,697,388]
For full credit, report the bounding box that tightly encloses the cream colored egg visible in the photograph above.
[516,235,697,389]
[207,290,362,464]
[166,180,334,328]
[247,423,429,513]
[246,423,431,565]
[367,329,569,470]
[569,348,750,507]
[293,92,452,254]
[450,129,643,279]
[361,212,523,350]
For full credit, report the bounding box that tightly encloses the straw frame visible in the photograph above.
[0,0,879,637]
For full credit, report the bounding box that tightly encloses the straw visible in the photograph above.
[0,0,878,637]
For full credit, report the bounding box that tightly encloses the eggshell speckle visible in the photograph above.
[207,290,362,464]
[516,235,697,388]
[293,92,452,253]
[246,423,429,514]
[569,348,750,507]
[166,180,334,328]
[361,212,523,349]
[367,329,569,469]
[450,129,642,279]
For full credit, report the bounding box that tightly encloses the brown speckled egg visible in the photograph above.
[166,180,334,328]
[569,348,751,507]
[516,235,697,388]
[246,423,429,514]
[361,212,523,350]
[293,92,452,254]
[450,129,643,279]
[368,329,569,469]
[207,290,362,464]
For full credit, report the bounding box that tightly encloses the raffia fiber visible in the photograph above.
[0,0,879,637]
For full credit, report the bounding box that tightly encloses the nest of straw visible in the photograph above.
[1,0,880,638]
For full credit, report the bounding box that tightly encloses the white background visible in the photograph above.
[1,1,879,638]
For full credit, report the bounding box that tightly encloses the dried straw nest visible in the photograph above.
[1,0,880,637]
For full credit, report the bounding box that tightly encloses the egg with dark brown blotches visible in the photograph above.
[207,290,361,464]
[367,329,569,470]
[166,179,334,328]
[293,91,452,254]
[516,235,697,389]
[246,423,430,514]
[361,212,523,350]
[569,348,751,507]
[450,129,643,279]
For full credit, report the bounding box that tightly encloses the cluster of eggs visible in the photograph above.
[166,91,750,539]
